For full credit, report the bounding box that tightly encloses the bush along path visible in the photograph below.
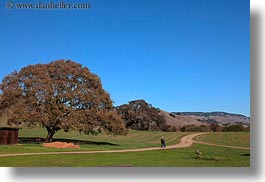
[0,133,250,157]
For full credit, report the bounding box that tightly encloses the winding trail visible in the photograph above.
[193,141,250,150]
[0,133,249,157]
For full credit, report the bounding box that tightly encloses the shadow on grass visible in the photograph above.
[18,137,119,146]
[191,156,218,161]
[240,153,250,156]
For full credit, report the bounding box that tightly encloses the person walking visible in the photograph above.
[161,136,166,148]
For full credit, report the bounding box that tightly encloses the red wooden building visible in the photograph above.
[0,127,19,145]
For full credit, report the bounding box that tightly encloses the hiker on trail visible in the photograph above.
[161,136,166,148]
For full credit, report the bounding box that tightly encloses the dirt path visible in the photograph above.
[192,132,250,150]
[0,133,249,157]
[193,141,250,150]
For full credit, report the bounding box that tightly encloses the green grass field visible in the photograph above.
[194,132,250,148]
[0,127,250,167]
[0,144,250,167]
[0,127,188,154]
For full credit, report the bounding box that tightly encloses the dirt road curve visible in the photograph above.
[193,141,250,150]
[0,133,249,157]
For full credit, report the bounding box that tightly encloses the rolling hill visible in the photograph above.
[159,111,250,128]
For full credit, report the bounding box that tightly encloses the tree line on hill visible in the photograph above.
[179,124,250,132]
[115,100,250,132]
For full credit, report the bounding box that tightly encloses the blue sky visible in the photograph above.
[0,0,250,116]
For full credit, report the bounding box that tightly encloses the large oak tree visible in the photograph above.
[0,60,127,142]
[116,99,172,131]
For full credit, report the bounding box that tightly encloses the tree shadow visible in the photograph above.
[18,137,119,146]
[191,156,218,161]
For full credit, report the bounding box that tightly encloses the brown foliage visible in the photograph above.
[0,60,127,142]
[116,99,172,131]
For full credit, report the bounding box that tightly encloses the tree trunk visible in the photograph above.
[45,127,59,142]
[45,132,55,142]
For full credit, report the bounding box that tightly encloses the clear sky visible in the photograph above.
[0,0,250,116]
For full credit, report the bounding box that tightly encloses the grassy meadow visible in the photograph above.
[0,127,250,167]
[0,127,188,153]
[0,143,250,167]
[194,132,250,148]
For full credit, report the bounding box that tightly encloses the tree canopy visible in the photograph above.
[116,99,174,131]
[0,60,127,142]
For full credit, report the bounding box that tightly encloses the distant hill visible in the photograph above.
[159,111,250,128]
[158,110,204,127]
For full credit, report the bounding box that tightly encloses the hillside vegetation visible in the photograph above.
[159,110,203,127]
[159,110,250,128]
[173,111,250,126]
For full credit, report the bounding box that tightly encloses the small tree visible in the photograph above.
[0,60,127,142]
[209,124,223,132]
